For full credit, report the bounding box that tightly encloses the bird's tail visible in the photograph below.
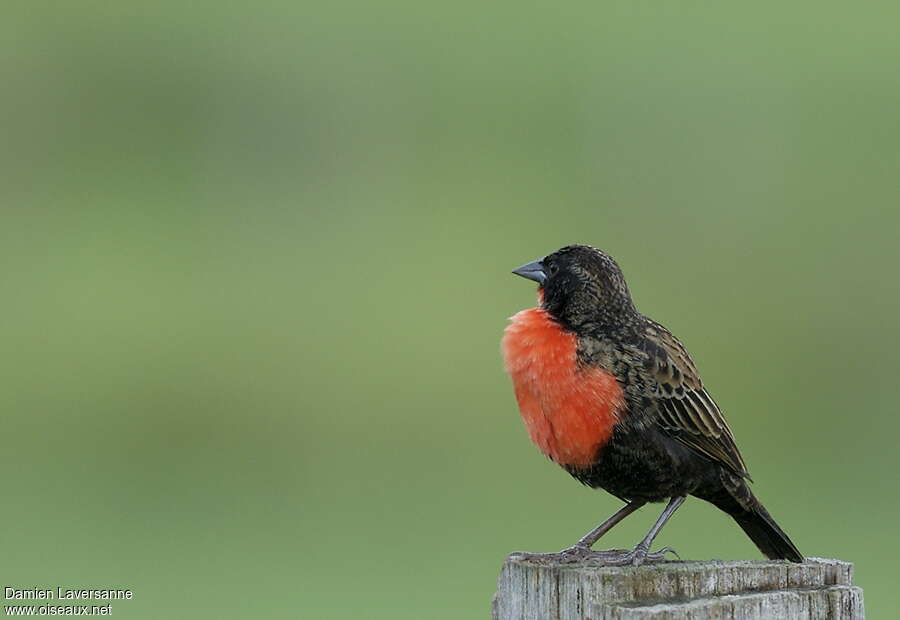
[706,483,804,563]
[730,503,804,562]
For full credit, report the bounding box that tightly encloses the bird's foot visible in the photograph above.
[512,544,597,564]
[587,544,678,566]
[513,544,677,566]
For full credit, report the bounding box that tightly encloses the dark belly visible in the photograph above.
[564,424,712,502]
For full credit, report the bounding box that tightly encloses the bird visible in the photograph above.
[501,244,803,566]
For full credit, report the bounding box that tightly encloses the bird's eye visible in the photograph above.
[547,262,559,275]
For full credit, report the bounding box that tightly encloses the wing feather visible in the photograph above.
[643,320,750,479]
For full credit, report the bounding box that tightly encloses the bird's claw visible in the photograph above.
[657,546,680,561]
[513,544,678,566]
[590,545,678,566]
[512,545,594,564]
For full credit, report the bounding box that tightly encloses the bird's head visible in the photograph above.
[512,245,636,328]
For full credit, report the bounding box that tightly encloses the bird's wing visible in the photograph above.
[642,319,750,479]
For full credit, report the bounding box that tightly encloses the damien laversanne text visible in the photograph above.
[5,588,133,600]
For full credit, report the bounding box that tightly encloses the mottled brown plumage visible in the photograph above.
[503,244,803,565]
[643,317,749,479]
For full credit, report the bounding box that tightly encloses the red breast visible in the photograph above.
[502,305,624,468]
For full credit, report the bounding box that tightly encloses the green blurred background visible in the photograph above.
[2,2,898,618]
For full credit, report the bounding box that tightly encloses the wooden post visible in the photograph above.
[492,554,864,619]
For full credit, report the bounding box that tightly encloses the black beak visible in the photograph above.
[512,259,547,285]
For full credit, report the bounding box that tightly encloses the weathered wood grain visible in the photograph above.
[492,554,863,619]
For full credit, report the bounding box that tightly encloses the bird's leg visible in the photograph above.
[563,500,645,554]
[514,500,645,563]
[591,495,686,566]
